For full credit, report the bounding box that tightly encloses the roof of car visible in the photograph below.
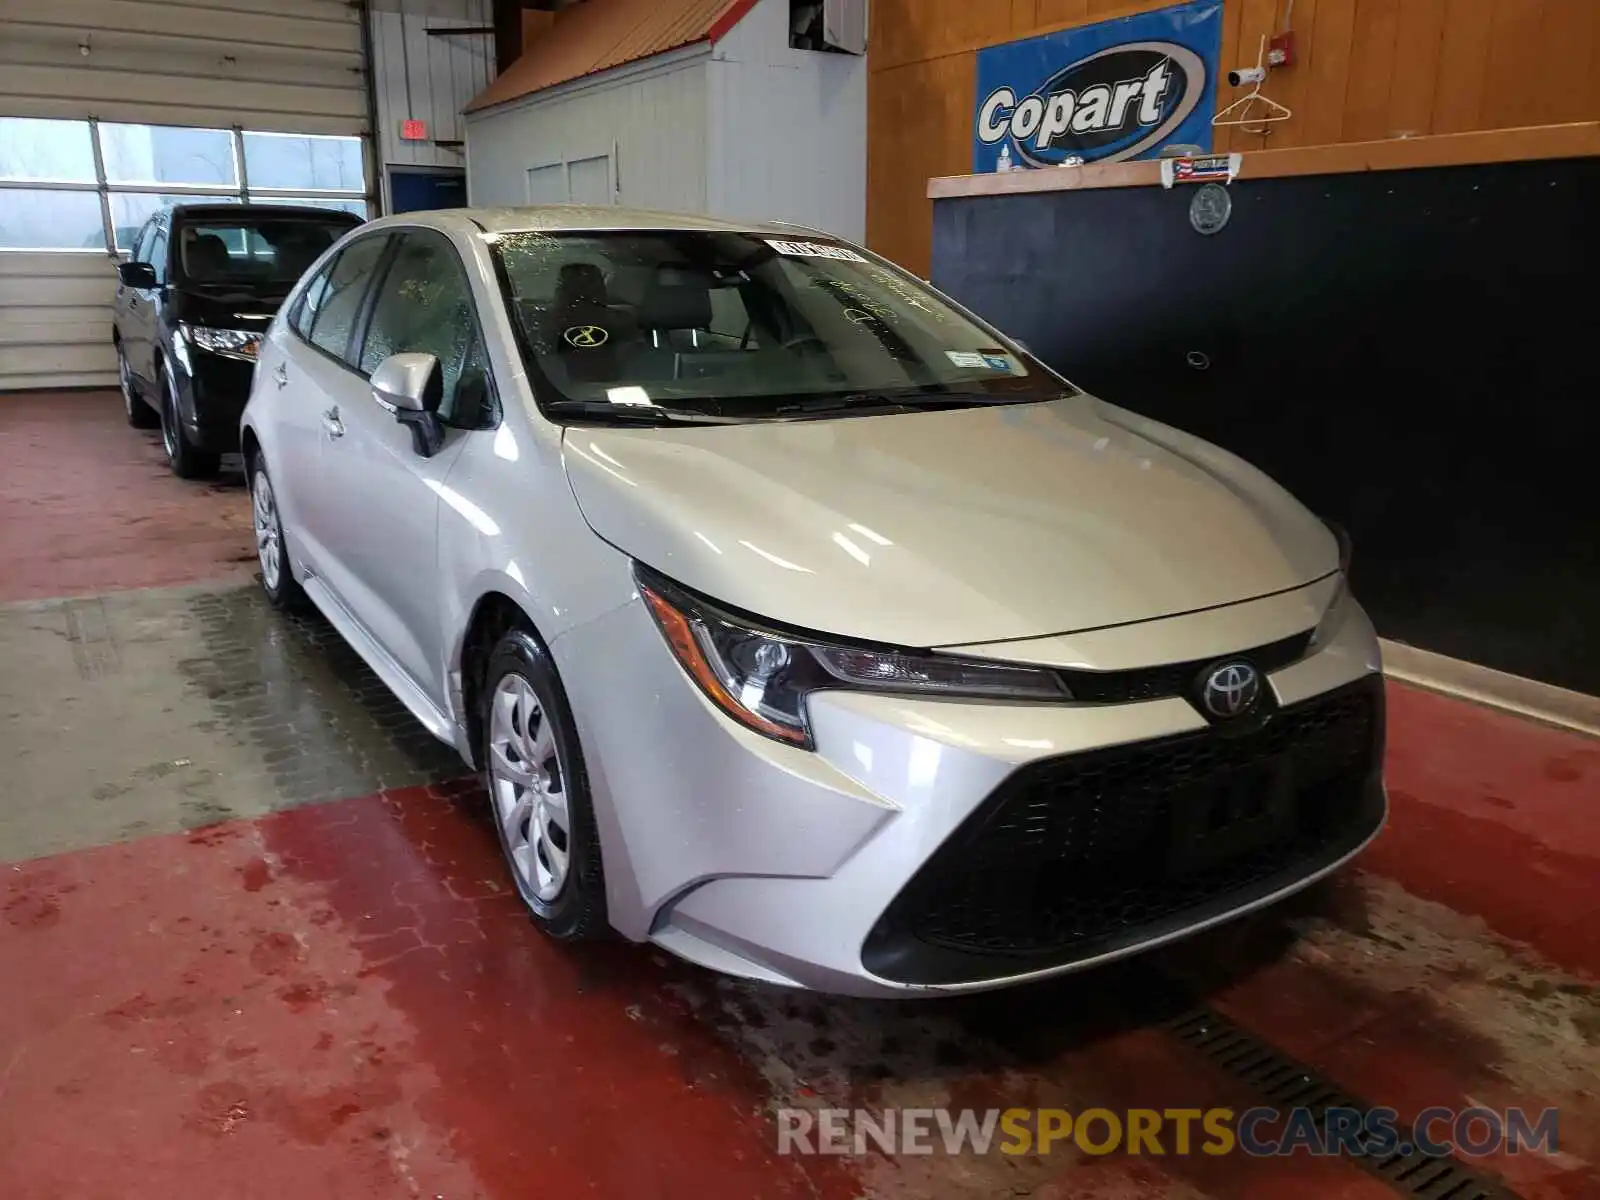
[167,203,362,221]
[366,204,833,240]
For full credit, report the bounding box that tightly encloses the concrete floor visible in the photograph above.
[1,391,1596,1199]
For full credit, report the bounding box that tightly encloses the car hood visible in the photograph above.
[561,396,1339,649]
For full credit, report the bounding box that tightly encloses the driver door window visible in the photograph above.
[358,229,492,427]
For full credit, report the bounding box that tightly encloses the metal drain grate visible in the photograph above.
[1166,1007,1519,1199]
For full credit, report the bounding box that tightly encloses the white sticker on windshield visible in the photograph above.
[765,239,868,262]
[946,351,988,368]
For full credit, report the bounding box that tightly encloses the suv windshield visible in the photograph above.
[174,214,354,288]
[491,229,1072,422]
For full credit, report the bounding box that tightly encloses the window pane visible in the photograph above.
[102,123,237,187]
[109,193,237,245]
[149,230,169,284]
[308,235,389,366]
[243,132,363,192]
[359,231,476,419]
[292,263,335,338]
[0,190,105,250]
[175,213,350,285]
[0,117,96,183]
[260,195,368,220]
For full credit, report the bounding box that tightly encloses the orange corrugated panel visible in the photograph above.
[466,0,755,113]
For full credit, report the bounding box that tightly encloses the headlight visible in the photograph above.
[636,566,1069,747]
[181,324,262,362]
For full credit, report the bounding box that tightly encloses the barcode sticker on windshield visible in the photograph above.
[765,239,867,262]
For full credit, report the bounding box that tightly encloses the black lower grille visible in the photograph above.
[863,677,1386,985]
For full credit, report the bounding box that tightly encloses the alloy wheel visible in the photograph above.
[488,673,571,902]
[251,470,282,592]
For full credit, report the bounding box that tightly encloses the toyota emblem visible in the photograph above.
[1201,661,1261,719]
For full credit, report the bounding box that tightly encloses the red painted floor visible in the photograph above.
[0,391,253,603]
[1372,684,1600,977]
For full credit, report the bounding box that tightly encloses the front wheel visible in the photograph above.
[248,455,308,612]
[480,629,607,940]
[160,364,219,479]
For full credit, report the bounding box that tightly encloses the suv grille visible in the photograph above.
[863,677,1385,985]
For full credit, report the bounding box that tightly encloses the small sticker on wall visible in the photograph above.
[765,239,868,262]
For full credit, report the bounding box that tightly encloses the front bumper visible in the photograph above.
[174,348,254,453]
[551,578,1386,998]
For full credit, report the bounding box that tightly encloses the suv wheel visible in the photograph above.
[480,629,607,940]
[160,363,220,479]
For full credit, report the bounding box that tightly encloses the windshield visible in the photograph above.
[490,230,1072,422]
[174,214,354,288]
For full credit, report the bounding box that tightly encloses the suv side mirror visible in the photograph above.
[371,352,445,457]
[117,261,157,289]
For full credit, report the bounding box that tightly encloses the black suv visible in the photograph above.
[113,203,362,477]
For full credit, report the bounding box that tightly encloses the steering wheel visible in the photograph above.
[781,334,828,354]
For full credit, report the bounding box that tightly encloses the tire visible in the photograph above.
[247,453,309,612]
[118,343,159,429]
[479,629,607,940]
[160,362,220,480]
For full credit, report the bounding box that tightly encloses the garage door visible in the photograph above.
[0,0,369,392]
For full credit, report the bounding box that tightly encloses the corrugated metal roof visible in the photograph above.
[464,0,757,114]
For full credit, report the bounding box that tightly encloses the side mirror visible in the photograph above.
[371,352,445,457]
[117,261,157,289]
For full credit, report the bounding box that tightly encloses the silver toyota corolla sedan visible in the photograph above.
[240,206,1386,997]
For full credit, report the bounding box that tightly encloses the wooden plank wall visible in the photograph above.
[868,0,1600,274]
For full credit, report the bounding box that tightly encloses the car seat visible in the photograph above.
[183,233,233,281]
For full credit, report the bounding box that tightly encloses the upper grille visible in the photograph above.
[863,677,1384,984]
[1056,629,1314,705]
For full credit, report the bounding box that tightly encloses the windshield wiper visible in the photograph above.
[546,401,746,426]
[770,390,1054,416]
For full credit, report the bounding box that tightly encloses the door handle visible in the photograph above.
[322,407,344,438]
[274,363,288,389]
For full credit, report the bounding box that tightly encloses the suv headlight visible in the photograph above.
[181,323,262,362]
[636,566,1069,747]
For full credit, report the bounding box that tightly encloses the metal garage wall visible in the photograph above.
[464,47,710,214]
[0,253,118,391]
[0,0,367,392]
[0,0,365,134]
[369,0,496,203]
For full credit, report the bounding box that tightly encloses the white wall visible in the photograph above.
[706,0,866,241]
[464,49,710,215]
[368,0,495,210]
